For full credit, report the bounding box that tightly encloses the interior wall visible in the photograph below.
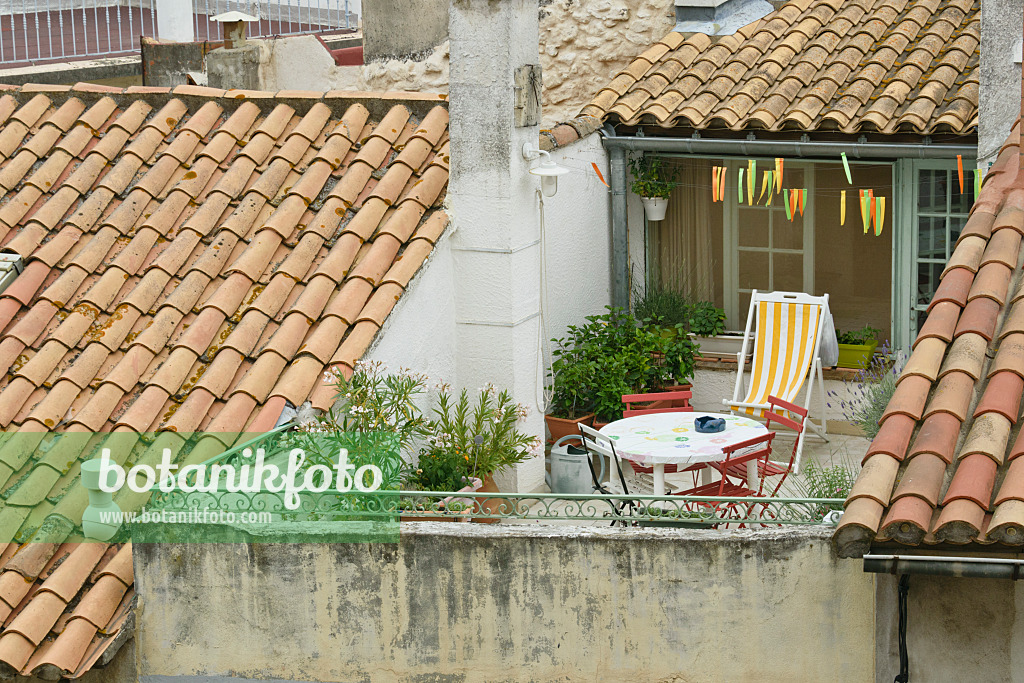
[814,162,893,344]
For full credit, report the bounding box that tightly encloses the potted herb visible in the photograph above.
[686,301,744,359]
[629,154,678,221]
[836,325,880,369]
[634,284,689,338]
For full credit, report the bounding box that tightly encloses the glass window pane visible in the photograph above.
[918,169,947,213]
[738,207,769,248]
[774,252,803,291]
[738,249,769,290]
[951,175,975,214]
[949,215,967,253]
[916,309,929,334]
[918,216,946,259]
[774,209,803,249]
[917,262,943,307]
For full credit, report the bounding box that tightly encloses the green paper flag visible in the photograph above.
[875,197,886,236]
[841,152,852,184]
[784,189,792,220]
[738,168,744,203]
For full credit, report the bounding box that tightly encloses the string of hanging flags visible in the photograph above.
[705,154,985,237]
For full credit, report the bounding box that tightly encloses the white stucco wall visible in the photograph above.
[541,133,612,341]
[362,230,457,387]
[256,0,675,125]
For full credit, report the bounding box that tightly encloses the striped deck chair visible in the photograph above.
[722,290,828,474]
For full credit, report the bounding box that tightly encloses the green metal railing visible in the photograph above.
[144,427,845,527]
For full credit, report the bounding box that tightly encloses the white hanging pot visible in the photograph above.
[641,196,668,221]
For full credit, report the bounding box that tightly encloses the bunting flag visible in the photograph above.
[712,166,720,202]
[790,188,800,220]
[841,152,852,184]
[975,167,984,197]
[738,167,744,203]
[776,158,784,192]
[759,170,771,203]
[840,190,846,225]
[869,189,876,231]
[592,162,608,187]
[957,155,964,193]
[763,170,774,205]
[798,188,806,216]
[748,160,755,205]
[859,190,870,234]
[720,166,726,201]
[875,197,886,236]
[784,189,793,220]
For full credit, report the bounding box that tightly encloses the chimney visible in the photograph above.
[675,0,774,36]
[447,0,545,493]
[211,11,257,50]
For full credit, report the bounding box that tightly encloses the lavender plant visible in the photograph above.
[827,343,905,439]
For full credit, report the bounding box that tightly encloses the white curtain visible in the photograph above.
[653,158,715,301]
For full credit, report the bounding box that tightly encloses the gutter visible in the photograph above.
[599,128,978,309]
[863,553,1024,580]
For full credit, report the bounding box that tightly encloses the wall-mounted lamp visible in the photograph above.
[522,143,569,197]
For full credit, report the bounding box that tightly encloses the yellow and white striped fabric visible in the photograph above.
[735,300,822,417]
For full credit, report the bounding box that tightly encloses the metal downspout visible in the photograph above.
[606,128,629,308]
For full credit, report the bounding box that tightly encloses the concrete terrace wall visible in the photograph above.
[256,0,676,126]
[133,525,875,682]
[875,572,1024,683]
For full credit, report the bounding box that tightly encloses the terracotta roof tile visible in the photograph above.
[0,87,447,673]
[585,0,978,134]
[837,120,1024,557]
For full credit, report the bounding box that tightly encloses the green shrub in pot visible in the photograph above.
[688,301,727,337]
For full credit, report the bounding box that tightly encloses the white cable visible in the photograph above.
[536,188,553,413]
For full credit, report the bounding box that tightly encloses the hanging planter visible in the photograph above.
[629,153,677,223]
[641,196,668,221]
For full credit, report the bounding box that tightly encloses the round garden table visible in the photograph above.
[598,412,769,495]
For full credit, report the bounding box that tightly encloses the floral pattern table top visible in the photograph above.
[599,412,768,466]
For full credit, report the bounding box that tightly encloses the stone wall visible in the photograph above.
[257,0,676,126]
[133,524,875,682]
[979,0,1024,169]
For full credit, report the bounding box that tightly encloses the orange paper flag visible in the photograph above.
[776,158,784,192]
[869,190,876,228]
[720,167,726,200]
[957,155,964,193]
[798,188,806,216]
[712,166,719,202]
[592,162,608,187]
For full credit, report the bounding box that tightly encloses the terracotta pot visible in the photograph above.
[592,420,611,430]
[471,474,504,524]
[545,413,594,443]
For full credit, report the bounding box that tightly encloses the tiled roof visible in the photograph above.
[581,0,979,135]
[835,121,1024,558]
[0,82,450,676]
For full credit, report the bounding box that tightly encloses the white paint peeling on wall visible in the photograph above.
[257,0,676,126]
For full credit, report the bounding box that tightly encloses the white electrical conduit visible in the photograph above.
[536,188,553,414]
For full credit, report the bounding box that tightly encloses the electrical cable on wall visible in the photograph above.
[535,188,553,414]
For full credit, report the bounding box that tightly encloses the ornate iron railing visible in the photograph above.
[148,488,844,527]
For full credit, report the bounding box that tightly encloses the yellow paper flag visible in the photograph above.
[759,170,770,203]
[747,160,755,205]
[840,190,846,225]
[876,197,886,236]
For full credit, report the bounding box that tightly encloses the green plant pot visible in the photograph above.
[836,341,878,369]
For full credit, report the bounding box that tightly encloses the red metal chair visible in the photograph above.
[712,395,807,496]
[621,390,693,417]
[675,431,776,499]
[620,391,698,479]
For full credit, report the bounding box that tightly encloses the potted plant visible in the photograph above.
[401,443,484,522]
[428,383,540,523]
[629,154,678,221]
[550,308,698,431]
[633,283,689,338]
[686,301,744,359]
[835,325,880,369]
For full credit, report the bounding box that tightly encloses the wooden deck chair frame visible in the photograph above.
[722,289,828,474]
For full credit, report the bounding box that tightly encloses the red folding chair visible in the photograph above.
[620,391,700,481]
[712,395,807,496]
[622,390,693,417]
